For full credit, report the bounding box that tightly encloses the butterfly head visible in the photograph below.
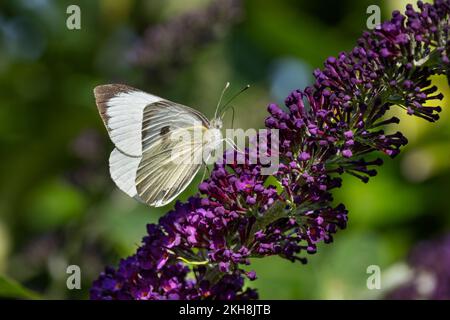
[210,118,223,129]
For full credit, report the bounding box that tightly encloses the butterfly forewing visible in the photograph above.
[94,84,162,157]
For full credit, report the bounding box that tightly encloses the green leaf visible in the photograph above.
[387,94,403,103]
[176,256,209,266]
[415,48,441,68]
[446,68,450,87]
[167,248,209,266]
[264,176,283,195]
[0,274,41,300]
[249,201,286,242]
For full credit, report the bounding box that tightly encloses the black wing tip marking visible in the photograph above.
[93,84,140,125]
[93,83,137,97]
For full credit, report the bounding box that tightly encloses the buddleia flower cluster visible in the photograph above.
[91,0,450,300]
[386,235,450,300]
[128,0,242,74]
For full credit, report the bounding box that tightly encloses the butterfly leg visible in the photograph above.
[200,159,211,182]
[224,138,245,154]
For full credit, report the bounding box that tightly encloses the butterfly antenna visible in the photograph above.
[231,106,234,129]
[214,82,230,119]
[219,84,250,116]
[220,105,236,130]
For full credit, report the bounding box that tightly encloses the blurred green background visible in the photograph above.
[0,0,449,299]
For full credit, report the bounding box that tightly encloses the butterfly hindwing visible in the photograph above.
[108,147,141,198]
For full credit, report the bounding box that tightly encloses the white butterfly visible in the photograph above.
[94,83,241,207]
